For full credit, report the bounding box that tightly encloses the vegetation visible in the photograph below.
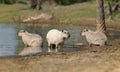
[0,0,16,4]
[0,2,96,22]
[54,0,89,5]
[0,0,119,23]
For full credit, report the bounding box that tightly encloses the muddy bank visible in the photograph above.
[0,38,120,72]
[12,18,120,30]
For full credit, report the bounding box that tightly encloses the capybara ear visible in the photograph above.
[23,30,26,32]
[84,29,88,32]
[22,30,26,32]
[86,29,88,31]
[20,30,26,33]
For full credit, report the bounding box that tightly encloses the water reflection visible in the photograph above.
[18,47,42,56]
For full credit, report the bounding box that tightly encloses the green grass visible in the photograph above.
[0,3,40,22]
[0,1,120,23]
[51,2,96,20]
[0,4,24,22]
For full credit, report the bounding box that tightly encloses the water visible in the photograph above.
[0,23,119,56]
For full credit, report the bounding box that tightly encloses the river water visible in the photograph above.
[0,23,119,56]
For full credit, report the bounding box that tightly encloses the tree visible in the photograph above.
[30,0,38,9]
[112,0,120,12]
[107,0,113,20]
[38,0,43,10]
[96,0,107,34]
[0,0,16,4]
[54,0,89,5]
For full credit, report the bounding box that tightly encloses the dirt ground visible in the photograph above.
[1,20,120,72]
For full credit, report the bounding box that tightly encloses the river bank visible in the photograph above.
[0,35,119,72]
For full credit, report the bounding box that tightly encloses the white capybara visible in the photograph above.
[18,30,43,47]
[46,29,70,52]
[81,29,107,46]
[18,47,42,56]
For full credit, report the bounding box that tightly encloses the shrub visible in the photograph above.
[54,0,89,5]
[0,0,16,4]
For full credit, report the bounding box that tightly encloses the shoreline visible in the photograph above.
[9,18,120,30]
[0,18,120,72]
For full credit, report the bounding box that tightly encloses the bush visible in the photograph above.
[54,0,89,5]
[0,0,5,3]
[0,0,16,4]
[17,0,28,4]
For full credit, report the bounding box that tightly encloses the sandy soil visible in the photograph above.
[1,19,120,72]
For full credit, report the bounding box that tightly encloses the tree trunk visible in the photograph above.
[108,0,113,20]
[112,2,120,12]
[30,0,38,9]
[96,0,106,34]
[38,0,42,10]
